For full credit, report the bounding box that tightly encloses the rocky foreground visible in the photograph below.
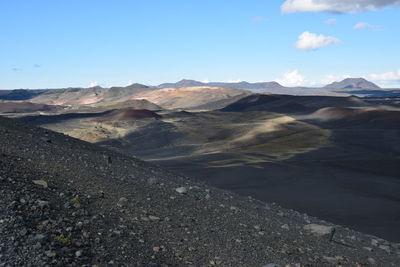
[0,116,399,266]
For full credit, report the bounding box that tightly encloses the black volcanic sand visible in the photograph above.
[1,116,400,266]
[152,128,400,243]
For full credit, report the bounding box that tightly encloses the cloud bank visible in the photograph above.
[281,0,400,13]
[277,70,307,86]
[367,69,400,83]
[295,31,340,50]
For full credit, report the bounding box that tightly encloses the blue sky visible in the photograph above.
[0,0,399,89]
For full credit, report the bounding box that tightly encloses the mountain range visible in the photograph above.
[2,78,398,106]
[158,79,285,90]
[158,78,382,90]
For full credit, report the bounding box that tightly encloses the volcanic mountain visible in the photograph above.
[324,78,380,89]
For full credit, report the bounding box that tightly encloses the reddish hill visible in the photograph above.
[93,108,161,122]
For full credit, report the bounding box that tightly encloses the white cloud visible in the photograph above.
[277,70,307,86]
[88,81,99,88]
[366,69,400,83]
[281,0,400,14]
[282,0,329,13]
[325,18,337,25]
[295,31,340,51]
[353,22,375,30]
[251,16,268,23]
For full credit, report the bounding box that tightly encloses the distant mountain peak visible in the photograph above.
[158,80,285,90]
[158,79,204,88]
[87,86,103,89]
[125,83,149,89]
[324,78,380,89]
[254,81,284,88]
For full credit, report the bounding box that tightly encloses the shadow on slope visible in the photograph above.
[19,108,161,125]
[221,94,368,114]
[0,101,63,114]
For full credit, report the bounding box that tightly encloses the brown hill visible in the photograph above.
[93,108,161,122]
[75,99,161,113]
[30,84,153,106]
[133,86,251,110]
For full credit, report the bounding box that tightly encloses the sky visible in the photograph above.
[0,0,399,89]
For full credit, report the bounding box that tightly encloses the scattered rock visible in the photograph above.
[304,224,334,237]
[147,177,159,185]
[379,245,391,253]
[371,239,379,246]
[75,250,82,257]
[281,224,290,230]
[45,251,56,258]
[175,187,188,194]
[323,256,343,264]
[148,215,160,221]
[37,200,49,207]
[32,180,48,188]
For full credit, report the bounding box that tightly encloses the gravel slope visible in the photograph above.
[0,116,399,266]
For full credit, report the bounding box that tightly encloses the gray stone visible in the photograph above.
[75,250,82,257]
[175,187,188,194]
[304,224,334,236]
[367,258,376,264]
[149,215,160,221]
[32,180,48,188]
[281,224,290,230]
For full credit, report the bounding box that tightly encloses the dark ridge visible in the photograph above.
[93,108,161,121]
[221,94,368,114]
[18,108,160,125]
[0,89,45,100]
[336,89,400,98]
[0,101,63,114]
[311,107,400,129]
